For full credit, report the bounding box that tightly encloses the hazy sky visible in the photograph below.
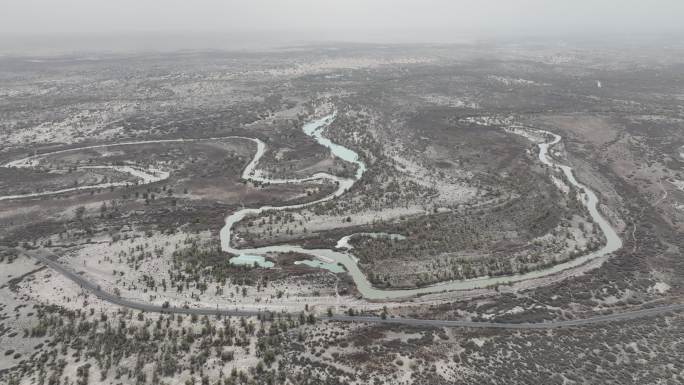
[2,0,683,51]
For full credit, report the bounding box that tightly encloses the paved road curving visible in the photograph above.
[29,253,684,329]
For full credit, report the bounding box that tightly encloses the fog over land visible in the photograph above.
[2,0,684,54]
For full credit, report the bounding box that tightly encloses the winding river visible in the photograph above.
[220,116,623,300]
[1,115,622,301]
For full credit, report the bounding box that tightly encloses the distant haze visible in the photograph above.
[2,0,683,54]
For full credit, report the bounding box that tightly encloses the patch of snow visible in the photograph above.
[551,175,570,194]
[460,115,515,127]
[650,282,671,294]
[504,306,525,315]
[488,75,548,87]
[670,179,684,191]
[421,95,480,109]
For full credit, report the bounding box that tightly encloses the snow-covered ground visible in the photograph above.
[1,106,133,145]
[55,230,381,314]
[421,94,480,109]
[0,256,68,370]
[551,175,571,194]
[671,179,684,191]
[488,75,549,87]
[390,150,477,204]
